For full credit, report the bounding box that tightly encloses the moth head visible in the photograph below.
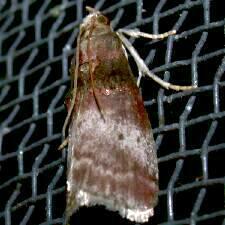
[95,13,109,26]
[85,6,109,25]
[81,10,110,36]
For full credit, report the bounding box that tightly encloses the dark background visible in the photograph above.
[0,0,225,225]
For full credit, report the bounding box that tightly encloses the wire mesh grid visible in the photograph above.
[0,0,225,224]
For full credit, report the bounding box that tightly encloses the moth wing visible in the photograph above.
[66,86,158,223]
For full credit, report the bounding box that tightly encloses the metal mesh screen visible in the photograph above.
[0,0,225,224]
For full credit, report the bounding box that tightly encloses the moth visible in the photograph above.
[60,7,196,224]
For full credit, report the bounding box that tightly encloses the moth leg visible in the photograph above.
[118,29,176,40]
[117,32,197,91]
[58,137,68,150]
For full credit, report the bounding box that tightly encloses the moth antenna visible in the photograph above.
[62,27,81,139]
[58,137,68,150]
[87,16,106,122]
[91,73,106,122]
[86,6,99,13]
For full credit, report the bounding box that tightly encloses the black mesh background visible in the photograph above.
[0,0,225,225]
